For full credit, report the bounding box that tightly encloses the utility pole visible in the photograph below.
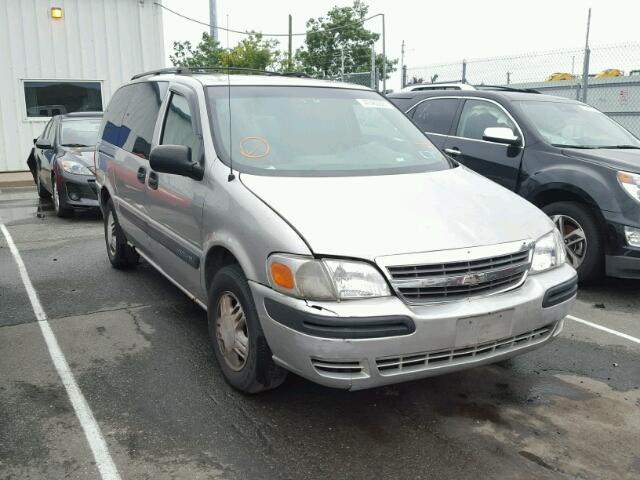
[400,40,405,88]
[506,71,511,85]
[581,8,592,103]
[381,14,386,93]
[341,47,345,82]
[209,0,218,41]
[288,14,292,71]
[371,46,376,89]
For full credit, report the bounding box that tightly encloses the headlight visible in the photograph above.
[267,254,391,301]
[530,229,566,274]
[60,159,92,176]
[617,171,640,203]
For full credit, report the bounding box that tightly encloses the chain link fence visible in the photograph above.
[405,43,640,137]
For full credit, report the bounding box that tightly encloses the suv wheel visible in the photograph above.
[104,198,139,269]
[542,201,604,283]
[36,169,51,199]
[52,175,72,217]
[208,264,287,393]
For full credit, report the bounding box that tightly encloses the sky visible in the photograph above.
[161,0,640,90]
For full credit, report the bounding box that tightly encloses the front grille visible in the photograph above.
[376,323,555,375]
[387,249,531,304]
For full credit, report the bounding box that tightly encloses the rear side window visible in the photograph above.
[456,99,516,140]
[411,98,459,135]
[100,86,133,148]
[161,93,202,163]
[121,82,168,159]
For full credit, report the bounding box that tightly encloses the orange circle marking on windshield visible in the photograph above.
[239,136,271,159]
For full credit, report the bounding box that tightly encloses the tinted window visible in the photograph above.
[207,86,451,177]
[161,93,202,162]
[388,96,417,111]
[100,86,133,148]
[412,98,459,135]
[24,81,102,117]
[456,99,516,140]
[121,82,168,159]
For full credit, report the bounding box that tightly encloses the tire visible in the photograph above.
[208,264,287,393]
[104,198,139,269]
[542,201,604,284]
[36,168,51,199]
[52,174,73,218]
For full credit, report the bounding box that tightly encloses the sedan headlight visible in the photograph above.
[530,229,566,274]
[267,254,391,301]
[617,171,640,203]
[60,159,92,176]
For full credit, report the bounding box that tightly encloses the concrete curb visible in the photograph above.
[0,171,35,188]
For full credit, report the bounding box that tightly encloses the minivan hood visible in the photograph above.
[241,167,553,260]
[562,147,640,173]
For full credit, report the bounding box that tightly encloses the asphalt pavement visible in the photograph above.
[1,186,638,480]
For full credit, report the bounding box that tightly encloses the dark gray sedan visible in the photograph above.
[33,112,102,217]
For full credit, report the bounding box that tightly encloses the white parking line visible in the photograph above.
[0,224,121,480]
[567,314,640,345]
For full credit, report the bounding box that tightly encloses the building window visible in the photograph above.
[24,81,102,118]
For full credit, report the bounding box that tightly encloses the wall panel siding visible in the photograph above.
[0,0,164,172]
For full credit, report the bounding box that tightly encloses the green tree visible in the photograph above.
[295,0,397,80]
[220,33,283,71]
[170,33,222,68]
[170,32,282,72]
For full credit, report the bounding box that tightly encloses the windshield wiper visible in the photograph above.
[61,143,90,147]
[551,144,600,149]
[596,145,640,149]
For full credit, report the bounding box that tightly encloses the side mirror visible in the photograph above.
[482,127,521,146]
[33,137,38,145]
[149,145,204,180]
[35,138,52,149]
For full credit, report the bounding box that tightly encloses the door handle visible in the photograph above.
[137,166,146,183]
[148,171,159,190]
[444,148,462,156]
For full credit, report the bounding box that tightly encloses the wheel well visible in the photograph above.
[204,246,239,292]
[531,189,595,209]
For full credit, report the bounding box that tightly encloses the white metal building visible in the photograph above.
[0,0,165,172]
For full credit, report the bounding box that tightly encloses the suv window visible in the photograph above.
[101,86,133,148]
[456,99,516,140]
[161,93,202,163]
[121,82,168,159]
[411,98,459,135]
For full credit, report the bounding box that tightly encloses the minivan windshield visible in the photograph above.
[206,86,452,176]
[61,118,102,147]
[517,100,640,149]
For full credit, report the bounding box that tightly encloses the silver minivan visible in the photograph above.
[95,69,577,393]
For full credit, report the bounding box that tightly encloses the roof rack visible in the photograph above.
[475,85,541,94]
[131,66,309,80]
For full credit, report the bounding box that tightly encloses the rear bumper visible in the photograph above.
[251,263,577,390]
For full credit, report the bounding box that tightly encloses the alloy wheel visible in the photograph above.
[215,291,249,371]
[106,210,117,256]
[552,214,587,269]
[52,178,60,212]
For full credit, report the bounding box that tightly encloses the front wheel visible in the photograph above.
[104,198,139,269]
[542,201,604,283]
[208,264,287,393]
[52,175,72,218]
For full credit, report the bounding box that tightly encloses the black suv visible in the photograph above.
[389,88,640,282]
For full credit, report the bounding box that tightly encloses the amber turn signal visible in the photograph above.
[271,262,294,290]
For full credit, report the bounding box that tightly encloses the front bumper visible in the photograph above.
[604,212,640,279]
[251,263,577,390]
[59,171,99,209]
